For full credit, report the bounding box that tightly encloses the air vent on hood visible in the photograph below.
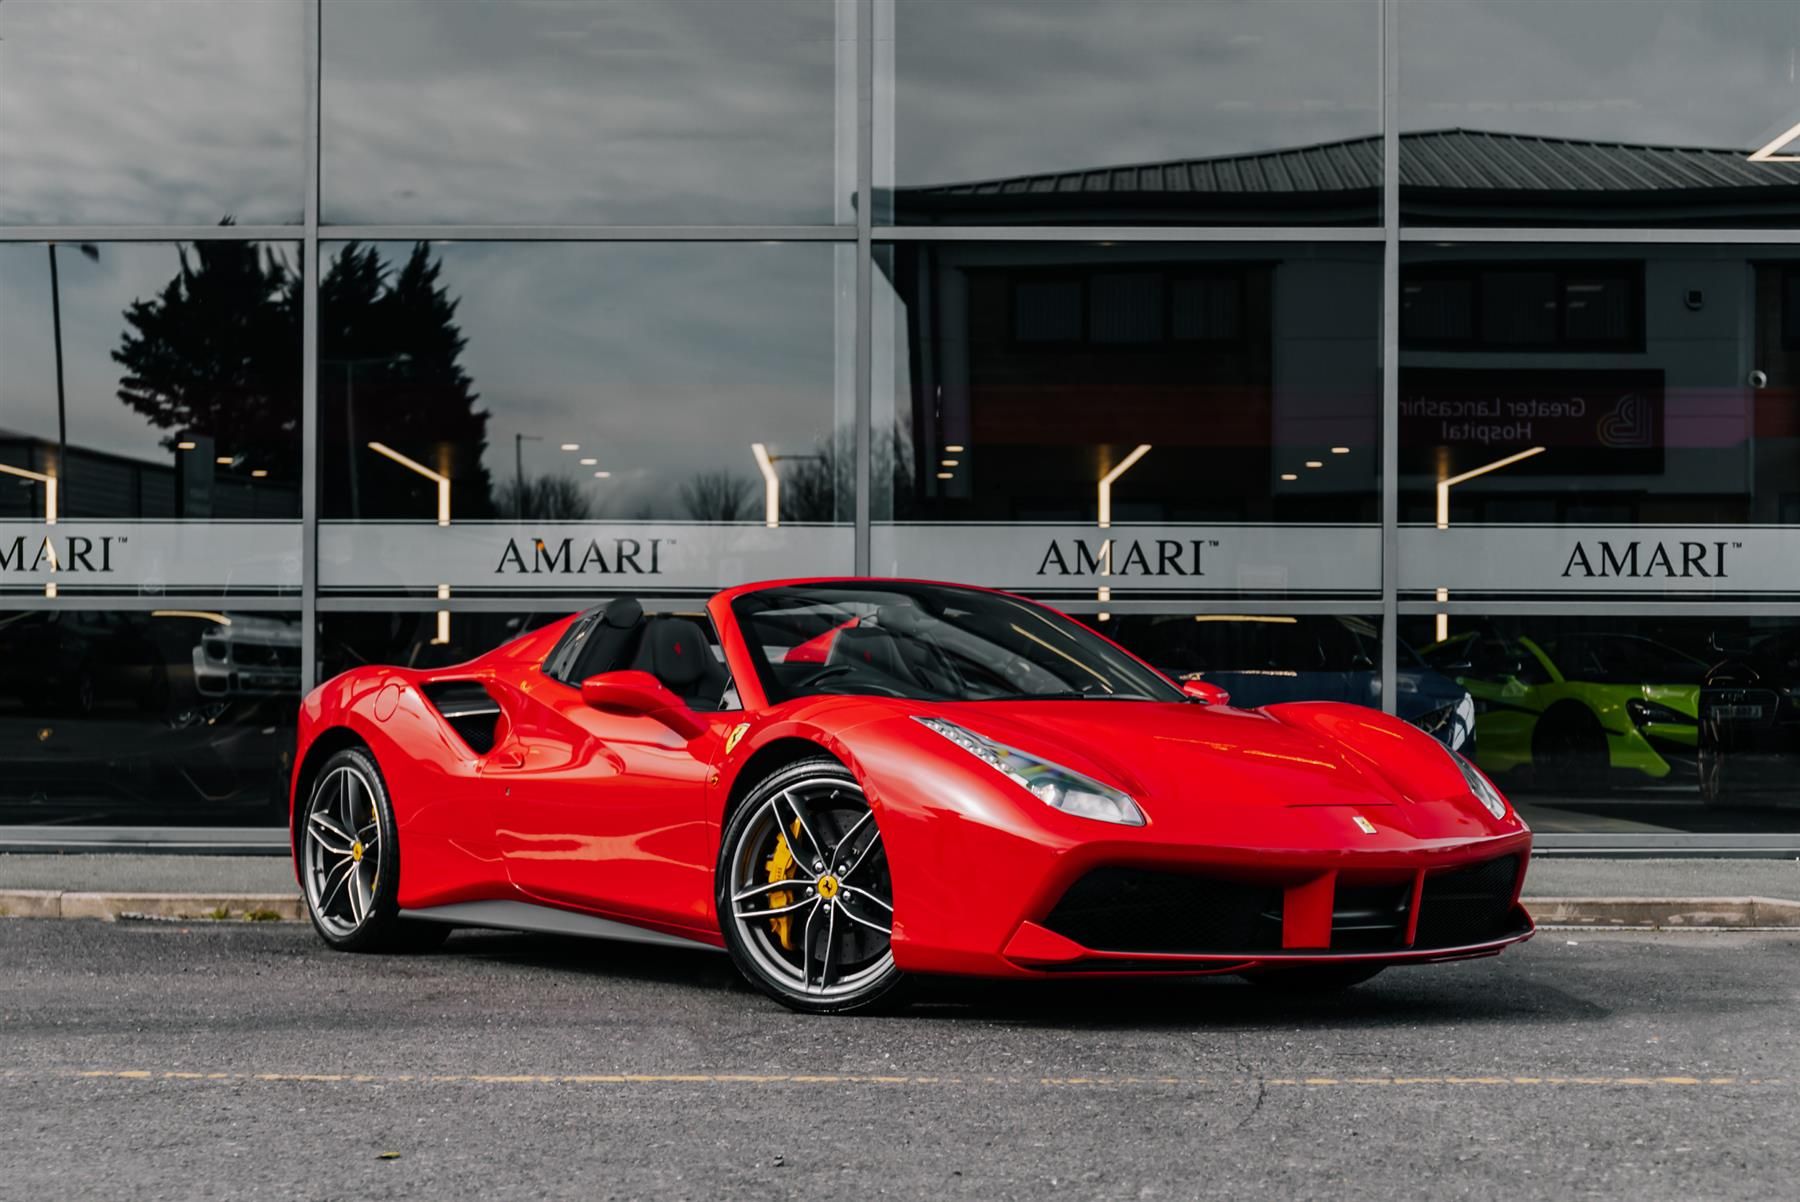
[420,680,502,754]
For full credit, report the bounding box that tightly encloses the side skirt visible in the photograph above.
[400,900,725,953]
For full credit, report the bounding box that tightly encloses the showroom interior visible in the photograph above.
[1,0,1797,848]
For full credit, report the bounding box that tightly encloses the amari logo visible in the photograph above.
[1036,537,1216,578]
[0,534,118,574]
[1560,539,1734,580]
[495,536,667,576]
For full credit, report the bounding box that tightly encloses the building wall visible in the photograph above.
[1,0,1797,840]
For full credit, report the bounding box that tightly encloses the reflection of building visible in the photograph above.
[0,431,297,519]
[892,129,1800,227]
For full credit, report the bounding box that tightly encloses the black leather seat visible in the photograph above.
[633,617,728,710]
[827,625,912,685]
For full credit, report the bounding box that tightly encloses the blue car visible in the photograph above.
[1103,614,1476,755]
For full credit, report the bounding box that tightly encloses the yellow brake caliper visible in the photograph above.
[765,820,804,950]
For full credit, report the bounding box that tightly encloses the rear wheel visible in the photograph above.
[717,758,908,1015]
[299,747,446,952]
[1242,964,1385,992]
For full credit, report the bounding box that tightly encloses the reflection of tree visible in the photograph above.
[321,243,494,518]
[757,423,916,523]
[113,238,300,461]
[494,473,593,521]
[112,235,493,520]
[680,470,754,522]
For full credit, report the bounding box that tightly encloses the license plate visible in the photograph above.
[1708,704,1764,720]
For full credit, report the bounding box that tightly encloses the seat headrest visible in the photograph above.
[601,597,644,629]
[643,618,709,687]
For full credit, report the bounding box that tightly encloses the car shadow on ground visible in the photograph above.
[433,929,1610,1031]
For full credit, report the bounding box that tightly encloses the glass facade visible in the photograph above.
[2,0,1796,840]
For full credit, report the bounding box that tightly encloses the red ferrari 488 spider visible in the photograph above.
[291,579,1532,1013]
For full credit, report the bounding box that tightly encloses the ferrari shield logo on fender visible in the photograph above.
[1352,815,1378,835]
[724,722,750,756]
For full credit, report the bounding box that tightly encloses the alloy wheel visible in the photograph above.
[724,770,895,1003]
[302,763,384,938]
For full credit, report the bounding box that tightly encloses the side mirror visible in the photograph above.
[579,670,709,740]
[1181,679,1231,706]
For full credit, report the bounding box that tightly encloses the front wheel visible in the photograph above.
[717,758,908,1015]
[299,746,446,952]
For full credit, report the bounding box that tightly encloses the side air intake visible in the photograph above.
[420,680,503,754]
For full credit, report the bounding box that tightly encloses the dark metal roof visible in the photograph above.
[904,128,1800,198]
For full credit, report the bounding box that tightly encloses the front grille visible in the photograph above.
[1413,855,1521,949]
[1042,869,1283,954]
[1331,884,1410,950]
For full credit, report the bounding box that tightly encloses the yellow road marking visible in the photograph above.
[10,1068,1790,1090]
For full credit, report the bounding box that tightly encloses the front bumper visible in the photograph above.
[999,855,1532,975]
[881,811,1534,978]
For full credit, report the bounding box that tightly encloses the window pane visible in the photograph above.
[1402,613,1800,834]
[0,0,306,225]
[0,609,298,825]
[881,0,1381,226]
[874,242,1381,601]
[1,241,302,596]
[321,0,848,225]
[1398,0,1800,227]
[316,241,852,597]
[1399,243,1800,605]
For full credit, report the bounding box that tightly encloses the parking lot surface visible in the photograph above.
[2,920,1796,1200]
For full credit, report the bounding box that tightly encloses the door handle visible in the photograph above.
[489,746,526,770]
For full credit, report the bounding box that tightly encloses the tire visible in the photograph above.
[1241,964,1385,992]
[297,746,446,952]
[1531,705,1610,795]
[717,757,909,1015]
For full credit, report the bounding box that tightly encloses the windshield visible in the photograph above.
[731,582,1183,704]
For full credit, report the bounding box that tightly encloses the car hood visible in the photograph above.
[909,699,1431,813]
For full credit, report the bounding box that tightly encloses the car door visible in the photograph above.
[481,611,735,933]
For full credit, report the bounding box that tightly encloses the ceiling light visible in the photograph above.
[176,441,197,451]
[944,444,965,453]
[1280,473,1298,481]
[941,459,959,467]
[579,457,597,466]
[251,469,268,478]
[1330,446,1350,455]
[560,442,579,452]
[593,470,611,479]
[215,456,233,465]
[1304,460,1323,469]
[936,471,954,480]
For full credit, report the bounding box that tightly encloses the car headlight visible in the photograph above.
[1444,745,1507,820]
[916,717,1146,826]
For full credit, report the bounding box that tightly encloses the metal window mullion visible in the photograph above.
[311,225,853,242]
[853,0,874,575]
[300,0,321,693]
[0,225,301,241]
[874,225,1384,242]
[1379,0,1399,715]
[1401,226,1800,245]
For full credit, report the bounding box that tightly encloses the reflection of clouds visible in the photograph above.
[889,0,1380,187]
[321,0,842,224]
[0,242,300,463]
[0,0,305,224]
[1398,0,1800,149]
[339,242,848,517]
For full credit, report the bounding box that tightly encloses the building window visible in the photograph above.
[1401,263,1642,352]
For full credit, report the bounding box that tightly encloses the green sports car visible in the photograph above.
[1420,630,1705,792]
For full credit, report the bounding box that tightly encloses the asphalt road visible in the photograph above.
[2,921,1796,1201]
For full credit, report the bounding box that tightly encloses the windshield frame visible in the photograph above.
[728,581,1184,707]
